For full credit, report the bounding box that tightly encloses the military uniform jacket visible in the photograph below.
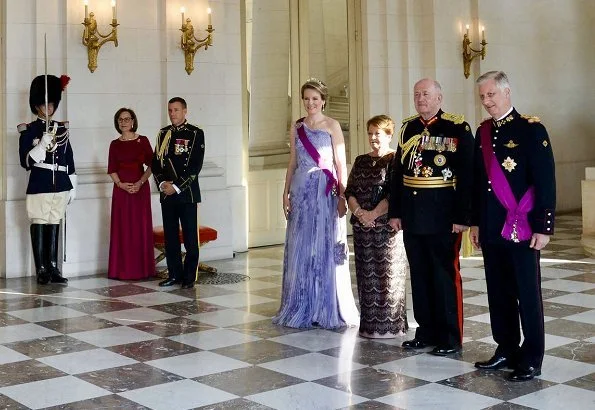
[152,121,205,203]
[471,109,556,244]
[388,109,474,235]
[18,118,75,194]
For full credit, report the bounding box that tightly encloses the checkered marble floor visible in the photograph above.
[1,214,594,409]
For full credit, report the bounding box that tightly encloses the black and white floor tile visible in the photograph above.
[0,214,593,409]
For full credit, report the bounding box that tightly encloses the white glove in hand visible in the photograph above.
[28,132,54,163]
[40,132,54,149]
[68,174,77,205]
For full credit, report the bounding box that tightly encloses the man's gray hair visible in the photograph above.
[476,71,510,90]
[415,78,442,93]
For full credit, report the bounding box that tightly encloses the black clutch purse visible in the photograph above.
[371,185,386,207]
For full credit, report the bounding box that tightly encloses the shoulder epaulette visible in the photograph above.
[57,120,69,129]
[160,125,171,132]
[401,114,420,124]
[17,123,28,132]
[441,112,465,124]
[521,114,541,123]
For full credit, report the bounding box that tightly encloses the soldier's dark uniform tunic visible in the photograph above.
[471,109,555,369]
[389,109,474,349]
[18,117,75,219]
[152,121,205,285]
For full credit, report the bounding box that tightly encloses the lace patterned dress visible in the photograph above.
[345,152,409,337]
[273,122,359,329]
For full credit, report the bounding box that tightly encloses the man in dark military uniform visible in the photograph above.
[153,97,205,289]
[471,71,556,382]
[18,74,76,285]
[388,78,474,355]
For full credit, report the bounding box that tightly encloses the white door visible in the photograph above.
[246,0,362,247]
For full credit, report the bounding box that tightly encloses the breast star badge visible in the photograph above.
[502,156,517,172]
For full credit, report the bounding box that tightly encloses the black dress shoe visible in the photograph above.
[49,271,68,284]
[36,268,50,285]
[402,339,428,349]
[181,282,195,289]
[159,278,181,287]
[475,355,511,370]
[508,366,541,382]
[430,345,461,356]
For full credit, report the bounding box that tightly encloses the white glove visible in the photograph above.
[68,174,77,205]
[40,132,54,149]
[27,132,54,163]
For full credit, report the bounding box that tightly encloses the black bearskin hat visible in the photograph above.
[29,74,70,115]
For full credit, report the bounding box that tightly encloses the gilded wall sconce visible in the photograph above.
[462,24,487,78]
[180,7,215,75]
[82,0,119,73]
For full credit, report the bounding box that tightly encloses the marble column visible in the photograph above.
[581,167,595,256]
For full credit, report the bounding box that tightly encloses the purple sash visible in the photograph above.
[295,118,338,196]
[480,121,535,242]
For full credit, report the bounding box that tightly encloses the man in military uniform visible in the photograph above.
[153,97,205,289]
[388,78,474,355]
[18,74,76,285]
[471,71,556,381]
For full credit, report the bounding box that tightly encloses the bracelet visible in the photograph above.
[353,206,361,215]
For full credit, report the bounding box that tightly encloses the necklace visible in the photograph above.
[120,133,137,141]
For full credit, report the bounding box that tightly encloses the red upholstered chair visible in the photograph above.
[153,225,218,278]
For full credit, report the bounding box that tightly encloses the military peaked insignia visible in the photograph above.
[402,114,420,123]
[542,140,548,147]
[521,114,541,123]
[441,112,465,124]
[502,156,517,172]
[504,140,519,149]
[496,115,514,127]
[434,154,446,166]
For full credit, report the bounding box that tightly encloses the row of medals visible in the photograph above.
[412,128,456,180]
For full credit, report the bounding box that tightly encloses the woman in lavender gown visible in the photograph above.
[273,78,359,329]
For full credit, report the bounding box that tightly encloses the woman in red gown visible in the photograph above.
[107,108,155,280]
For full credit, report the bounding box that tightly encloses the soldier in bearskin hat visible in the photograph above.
[17,74,76,284]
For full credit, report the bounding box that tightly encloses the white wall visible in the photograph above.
[361,0,595,211]
[477,0,595,212]
[0,0,247,278]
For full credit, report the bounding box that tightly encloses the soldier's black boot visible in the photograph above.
[45,224,68,284]
[30,224,50,284]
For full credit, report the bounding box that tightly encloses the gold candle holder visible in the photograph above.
[180,7,215,75]
[462,24,487,79]
[82,1,119,73]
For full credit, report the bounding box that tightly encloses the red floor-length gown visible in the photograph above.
[107,135,155,280]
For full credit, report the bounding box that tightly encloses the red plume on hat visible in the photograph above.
[60,75,70,91]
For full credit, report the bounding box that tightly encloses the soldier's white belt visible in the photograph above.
[403,175,457,188]
[33,163,68,172]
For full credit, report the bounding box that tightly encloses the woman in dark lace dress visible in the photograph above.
[345,115,409,338]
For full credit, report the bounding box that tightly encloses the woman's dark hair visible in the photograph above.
[113,107,138,134]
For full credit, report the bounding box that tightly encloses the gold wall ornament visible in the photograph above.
[82,0,119,73]
[180,7,215,75]
[462,24,487,78]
